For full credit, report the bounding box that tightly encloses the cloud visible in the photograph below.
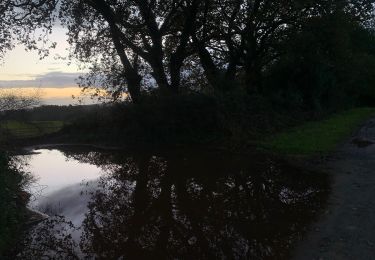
[0,71,82,88]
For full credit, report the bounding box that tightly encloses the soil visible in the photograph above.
[292,118,375,259]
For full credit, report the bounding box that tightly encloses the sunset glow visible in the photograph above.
[0,27,85,105]
[0,87,89,105]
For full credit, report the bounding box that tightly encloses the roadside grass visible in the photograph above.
[0,121,64,139]
[262,107,375,155]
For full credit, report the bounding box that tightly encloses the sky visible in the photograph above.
[0,26,92,105]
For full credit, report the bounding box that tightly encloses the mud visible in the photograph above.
[293,118,375,259]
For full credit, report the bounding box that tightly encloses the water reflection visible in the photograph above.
[18,148,329,259]
[22,149,104,208]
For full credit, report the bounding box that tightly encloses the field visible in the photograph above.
[0,121,64,139]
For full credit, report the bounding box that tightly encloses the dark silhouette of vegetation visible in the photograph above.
[0,153,31,257]
[265,8,375,111]
[0,90,40,258]
[4,105,102,122]
[1,0,374,108]
[1,0,374,147]
[2,1,375,258]
[0,89,40,113]
[16,148,329,259]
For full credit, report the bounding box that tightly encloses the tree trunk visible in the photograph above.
[195,42,223,90]
[90,0,142,103]
[244,61,262,94]
[126,73,142,103]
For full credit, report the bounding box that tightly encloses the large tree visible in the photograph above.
[0,1,13,59]
[1,0,374,103]
[0,1,48,111]
[60,0,321,97]
[0,0,58,59]
[57,0,203,103]
[191,0,375,93]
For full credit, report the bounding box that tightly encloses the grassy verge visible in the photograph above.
[262,107,375,155]
[0,121,64,139]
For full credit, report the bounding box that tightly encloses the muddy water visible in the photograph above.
[17,147,329,259]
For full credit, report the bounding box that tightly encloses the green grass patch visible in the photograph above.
[262,107,375,155]
[0,120,64,139]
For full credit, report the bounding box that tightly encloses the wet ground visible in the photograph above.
[14,146,329,259]
[293,118,375,259]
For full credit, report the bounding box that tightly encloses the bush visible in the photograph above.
[63,93,221,145]
[62,90,307,148]
[0,153,30,257]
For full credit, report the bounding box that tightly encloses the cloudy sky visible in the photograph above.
[0,27,91,105]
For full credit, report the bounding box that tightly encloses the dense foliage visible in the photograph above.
[1,1,375,145]
[265,10,375,111]
[0,153,29,257]
[1,1,375,257]
[1,0,375,111]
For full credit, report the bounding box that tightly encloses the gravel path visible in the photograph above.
[293,119,375,259]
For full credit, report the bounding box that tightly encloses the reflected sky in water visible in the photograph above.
[24,149,104,207]
[16,147,330,259]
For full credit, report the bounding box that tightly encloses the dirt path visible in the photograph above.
[293,119,375,259]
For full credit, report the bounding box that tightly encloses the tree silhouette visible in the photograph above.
[18,149,330,259]
[1,0,375,104]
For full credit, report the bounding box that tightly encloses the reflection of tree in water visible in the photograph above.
[19,149,329,259]
[17,216,79,260]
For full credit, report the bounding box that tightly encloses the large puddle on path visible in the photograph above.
[16,146,329,259]
[25,149,103,206]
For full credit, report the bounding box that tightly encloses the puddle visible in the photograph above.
[15,147,330,259]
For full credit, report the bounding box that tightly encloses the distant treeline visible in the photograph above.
[3,105,104,122]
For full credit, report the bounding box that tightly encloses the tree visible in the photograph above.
[0,1,13,59]
[58,0,203,103]
[0,1,53,111]
[0,89,41,112]
[187,0,311,92]
[1,0,375,105]
[191,0,375,93]
[58,0,319,97]
[260,0,375,111]
[0,0,58,60]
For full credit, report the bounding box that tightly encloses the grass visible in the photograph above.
[0,120,64,139]
[262,107,375,155]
